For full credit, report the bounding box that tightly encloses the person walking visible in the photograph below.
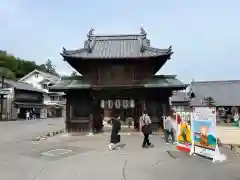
[140,109,153,148]
[108,115,121,151]
[234,113,239,127]
[32,108,36,120]
[163,115,175,144]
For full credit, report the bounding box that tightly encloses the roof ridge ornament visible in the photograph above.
[87,28,95,53]
[167,45,172,53]
[61,47,67,56]
[140,26,147,37]
[87,28,95,39]
[140,26,147,53]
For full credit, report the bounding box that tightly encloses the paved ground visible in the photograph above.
[1,118,240,180]
[0,118,64,143]
[217,126,240,145]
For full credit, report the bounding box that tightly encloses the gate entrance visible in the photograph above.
[100,99,143,132]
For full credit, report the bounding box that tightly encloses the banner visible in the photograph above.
[192,107,217,159]
[176,111,192,152]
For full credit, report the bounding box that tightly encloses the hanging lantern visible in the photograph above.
[108,100,113,109]
[100,100,105,109]
[122,100,128,109]
[115,99,121,109]
[130,99,135,108]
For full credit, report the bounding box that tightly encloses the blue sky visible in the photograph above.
[0,0,240,83]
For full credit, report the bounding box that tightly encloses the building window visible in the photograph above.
[42,84,48,89]
[35,73,39,78]
[50,96,56,101]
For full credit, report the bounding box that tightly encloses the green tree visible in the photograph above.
[0,51,59,79]
[203,96,215,107]
[37,64,47,72]
[0,67,15,79]
[44,59,58,75]
[15,59,39,79]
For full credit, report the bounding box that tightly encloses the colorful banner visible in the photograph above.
[192,107,217,159]
[176,111,192,152]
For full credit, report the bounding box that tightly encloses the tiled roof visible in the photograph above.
[143,75,187,89]
[190,80,240,106]
[36,70,60,82]
[49,75,186,92]
[171,91,189,102]
[3,79,44,92]
[18,69,61,83]
[49,76,90,91]
[61,29,172,59]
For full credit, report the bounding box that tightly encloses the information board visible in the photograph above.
[192,107,217,159]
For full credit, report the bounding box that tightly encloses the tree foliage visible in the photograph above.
[203,96,215,107]
[44,59,58,76]
[0,51,58,79]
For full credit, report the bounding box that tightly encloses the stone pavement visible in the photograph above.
[1,132,240,180]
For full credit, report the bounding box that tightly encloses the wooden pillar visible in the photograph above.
[65,93,71,132]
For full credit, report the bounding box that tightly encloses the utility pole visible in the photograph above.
[0,76,4,121]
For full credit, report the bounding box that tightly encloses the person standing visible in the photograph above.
[108,115,121,151]
[32,108,36,120]
[26,110,30,120]
[163,115,175,144]
[89,114,94,134]
[234,113,239,127]
[140,109,153,148]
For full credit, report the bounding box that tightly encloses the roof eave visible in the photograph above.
[61,52,172,60]
[49,86,91,92]
[143,85,187,89]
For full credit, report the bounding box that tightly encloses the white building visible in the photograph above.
[18,69,65,117]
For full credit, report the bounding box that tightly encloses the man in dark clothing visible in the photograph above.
[108,116,121,151]
[140,109,153,148]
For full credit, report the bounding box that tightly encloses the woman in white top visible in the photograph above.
[26,110,30,120]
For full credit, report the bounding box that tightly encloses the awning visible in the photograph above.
[143,75,187,89]
[13,102,47,108]
[49,75,187,91]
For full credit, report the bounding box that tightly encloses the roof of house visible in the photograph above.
[18,69,60,82]
[190,80,240,106]
[2,79,44,92]
[61,28,173,59]
[170,91,189,102]
[49,75,187,92]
